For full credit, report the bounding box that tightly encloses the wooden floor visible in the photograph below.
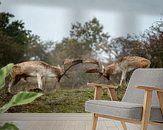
[0,113,140,130]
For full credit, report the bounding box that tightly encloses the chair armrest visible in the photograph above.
[87,82,118,100]
[136,86,163,92]
[137,86,163,123]
[87,82,118,89]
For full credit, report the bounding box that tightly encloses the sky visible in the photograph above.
[0,0,163,42]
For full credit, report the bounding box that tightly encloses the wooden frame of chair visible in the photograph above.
[87,83,163,130]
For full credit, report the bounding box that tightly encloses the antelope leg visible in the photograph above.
[120,71,127,85]
[37,73,43,90]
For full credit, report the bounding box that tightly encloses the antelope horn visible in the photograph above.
[59,58,83,81]
[64,58,83,65]
[83,59,99,65]
[85,68,101,73]
[64,73,70,79]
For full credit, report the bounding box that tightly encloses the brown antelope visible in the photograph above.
[85,56,151,85]
[8,60,82,93]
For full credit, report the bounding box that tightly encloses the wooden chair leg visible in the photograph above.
[157,91,163,114]
[108,88,118,101]
[94,86,102,100]
[121,121,127,130]
[92,113,98,130]
[141,90,152,130]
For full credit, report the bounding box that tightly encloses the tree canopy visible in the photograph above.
[0,12,52,67]
[0,12,30,67]
[110,21,163,67]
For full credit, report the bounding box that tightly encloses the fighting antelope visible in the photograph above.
[8,60,82,93]
[86,56,151,85]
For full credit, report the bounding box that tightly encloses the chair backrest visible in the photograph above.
[122,68,163,107]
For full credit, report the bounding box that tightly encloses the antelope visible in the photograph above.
[85,56,151,85]
[8,60,82,93]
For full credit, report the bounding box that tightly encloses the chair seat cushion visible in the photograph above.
[85,100,163,122]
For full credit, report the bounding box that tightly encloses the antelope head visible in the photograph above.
[85,61,116,80]
[101,64,113,80]
[84,59,103,78]
[51,65,64,82]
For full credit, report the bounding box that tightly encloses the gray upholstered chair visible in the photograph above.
[85,68,163,130]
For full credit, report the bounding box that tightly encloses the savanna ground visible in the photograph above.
[0,78,127,113]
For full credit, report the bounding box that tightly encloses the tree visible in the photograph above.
[142,21,163,67]
[0,32,23,67]
[50,38,90,64]
[70,17,110,54]
[0,12,31,44]
[110,20,163,68]
[0,12,31,67]
[24,34,53,62]
[51,18,111,64]
[0,11,52,66]
[110,35,147,59]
